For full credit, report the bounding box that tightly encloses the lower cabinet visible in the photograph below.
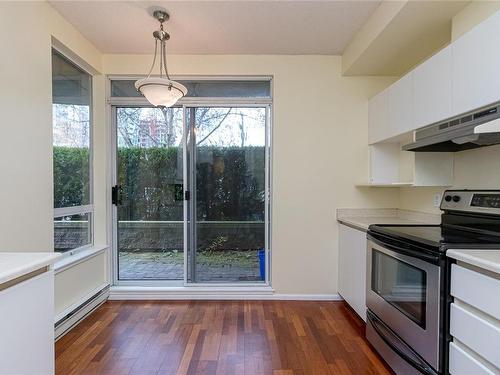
[449,342,497,375]
[449,264,500,374]
[0,270,54,375]
[338,224,367,321]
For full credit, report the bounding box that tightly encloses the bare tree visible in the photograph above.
[239,112,246,147]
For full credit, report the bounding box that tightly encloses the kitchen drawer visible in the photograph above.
[450,303,500,369]
[449,342,497,375]
[450,264,500,320]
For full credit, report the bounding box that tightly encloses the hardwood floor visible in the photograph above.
[56,300,392,375]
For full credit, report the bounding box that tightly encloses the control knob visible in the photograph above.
[452,195,461,203]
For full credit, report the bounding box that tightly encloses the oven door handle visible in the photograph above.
[367,311,437,375]
[368,234,440,264]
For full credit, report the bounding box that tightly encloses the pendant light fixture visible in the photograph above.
[135,10,187,107]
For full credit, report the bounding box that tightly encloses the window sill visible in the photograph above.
[54,245,108,274]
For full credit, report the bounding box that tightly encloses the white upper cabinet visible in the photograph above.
[368,88,389,144]
[388,73,414,135]
[413,45,453,128]
[368,10,500,145]
[452,11,500,115]
[368,74,413,144]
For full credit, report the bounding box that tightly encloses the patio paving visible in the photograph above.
[118,250,263,282]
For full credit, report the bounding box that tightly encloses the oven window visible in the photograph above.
[371,250,427,328]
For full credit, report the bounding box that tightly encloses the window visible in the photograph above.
[52,49,93,253]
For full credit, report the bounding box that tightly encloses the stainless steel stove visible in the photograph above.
[366,190,500,375]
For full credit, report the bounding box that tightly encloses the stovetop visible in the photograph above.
[368,190,500,254]
[369,224,500,250]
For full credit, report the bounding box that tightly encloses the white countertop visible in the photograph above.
[337,208,440,232]
[447,249,500,275]
[0,252,61,285]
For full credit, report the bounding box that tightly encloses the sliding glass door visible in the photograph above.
[110,78,271,286]
[115,107,184,281]
[186,107,267,283]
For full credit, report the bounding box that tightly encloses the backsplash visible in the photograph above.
[400,144,500,214]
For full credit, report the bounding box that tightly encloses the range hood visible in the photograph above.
[403,103,500,152]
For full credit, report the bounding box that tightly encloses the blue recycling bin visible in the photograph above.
[258,249,266,281]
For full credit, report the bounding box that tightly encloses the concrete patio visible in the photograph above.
[118,250,263,282]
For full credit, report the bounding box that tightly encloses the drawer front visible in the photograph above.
[450,303,500,369]
[451,264,500,320]
[449,342,496,375]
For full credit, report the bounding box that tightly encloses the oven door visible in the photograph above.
[367,239,441,371]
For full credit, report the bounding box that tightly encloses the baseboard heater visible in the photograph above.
[54,285,110,341]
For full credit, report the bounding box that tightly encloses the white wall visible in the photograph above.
[104,54,399,294]
[0,2,109,316]
[0,2,53,251]
[451,1,500,42]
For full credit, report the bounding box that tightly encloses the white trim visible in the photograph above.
[266,103,272,286]
[110,105,118,286]
[108,97,272,107]
[108,74,273,82]
[54,284,109,340]
[54,245,108,274]
[106,81,115,287]
[51,37,99,76]
[52,45,96,254]
[54,204,94,218]
[183,105,189,284]
[271,294,342,301]
[108,286,342,301]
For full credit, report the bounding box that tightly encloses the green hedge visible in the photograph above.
[54,146,265,221]
[54,147,90,208]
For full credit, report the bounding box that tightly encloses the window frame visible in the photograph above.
[52,47,95,256]
[108,75,273,287]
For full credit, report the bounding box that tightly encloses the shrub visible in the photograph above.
[54,146,265,222]
[53,147,90,208]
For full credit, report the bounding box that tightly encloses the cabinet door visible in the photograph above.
[338,224,367,321]
[0,271,54,375]
[414,46,453,128]
[388,73,414,135]
[368,89,389,144]
[452,11,500,115]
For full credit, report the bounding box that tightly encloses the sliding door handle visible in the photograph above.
[112,185,123,206]
[173,184,184,201]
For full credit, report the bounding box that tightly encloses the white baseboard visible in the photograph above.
[271,294,342,301]
[109,286,342,301]
[54,284,110,340]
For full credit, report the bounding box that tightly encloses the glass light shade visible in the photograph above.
[135,77,187,107]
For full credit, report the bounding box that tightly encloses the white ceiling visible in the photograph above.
[49,0,381,55]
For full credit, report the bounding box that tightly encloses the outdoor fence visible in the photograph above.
[54,220,265,252]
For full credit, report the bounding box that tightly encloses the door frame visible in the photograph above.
[109,90,273,287]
